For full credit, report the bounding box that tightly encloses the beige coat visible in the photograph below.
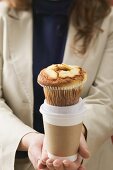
[0,2,113,170]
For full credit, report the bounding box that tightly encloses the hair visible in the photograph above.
[6,0,111,54]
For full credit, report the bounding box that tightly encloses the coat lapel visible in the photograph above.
[63,20,86,66]
[8,9,33,104]
[63,18,108,97]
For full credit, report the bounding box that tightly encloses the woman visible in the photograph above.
[0,0,113,170]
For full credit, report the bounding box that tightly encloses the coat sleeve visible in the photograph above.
[0,15,36,170]
[83,11,113,159]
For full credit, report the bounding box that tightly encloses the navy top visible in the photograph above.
[32,0,73,133]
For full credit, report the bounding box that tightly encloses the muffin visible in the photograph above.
[37,64,87,106]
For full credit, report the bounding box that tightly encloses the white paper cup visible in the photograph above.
[40,98,86,161]
[40,98,86,126]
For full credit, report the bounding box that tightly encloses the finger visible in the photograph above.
[78,165,86,170]
[79,133,90,158]
[63,159,80,170]
[38,159,48,170]
[28,145,42,169]
[53,159,64,170]
[38,138,49,169]
[46,159,55,170]
[41,157,48,166]
[41,137,48,160]
[63,155,83,170]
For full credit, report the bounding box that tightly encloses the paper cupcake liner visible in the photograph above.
[43,85,82,106]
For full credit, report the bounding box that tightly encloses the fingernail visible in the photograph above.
[86,150,91,156]
[48,159,54,163]
[48,163,53,167]
[63,160,69,167]
[54,162,60,168]
[42,157,48,164]
[84,150,91,158]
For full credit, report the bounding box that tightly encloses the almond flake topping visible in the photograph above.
[59,68,80,78]
[45,69,57,79]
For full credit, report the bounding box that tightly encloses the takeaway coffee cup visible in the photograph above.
[40,98,86,161]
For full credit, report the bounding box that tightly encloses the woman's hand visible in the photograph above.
[28,133,48,169]
[18,126,89,170]
[38,132,90,170]
[18,132,48,169]
[39,155,86,170]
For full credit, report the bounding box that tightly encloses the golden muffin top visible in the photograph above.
[37,64,87,88]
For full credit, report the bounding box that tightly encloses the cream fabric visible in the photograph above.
[0,2,113,170]
[85,138,113,170]
[14,158,34,170]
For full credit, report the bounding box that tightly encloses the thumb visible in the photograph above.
[41,137,48,161]
[38,137,48,169]
[28,143,42,169]
[79,133,90,159]
[28,134,44,169]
